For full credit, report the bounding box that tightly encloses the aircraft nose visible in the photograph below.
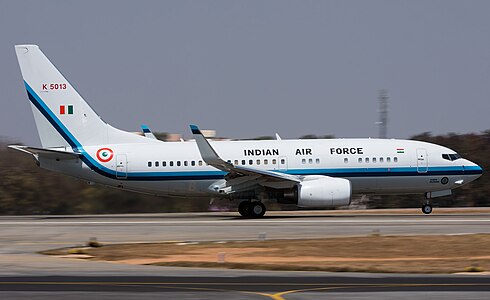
[464,160,483,177]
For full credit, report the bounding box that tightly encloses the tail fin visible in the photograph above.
[15,45,152,149]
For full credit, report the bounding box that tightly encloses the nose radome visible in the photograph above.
[463,159,483,176]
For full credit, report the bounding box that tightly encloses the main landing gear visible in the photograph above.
[422,203,433,214]
[238,200,266,218]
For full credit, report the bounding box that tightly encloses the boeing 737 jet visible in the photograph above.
[10,45,483,218]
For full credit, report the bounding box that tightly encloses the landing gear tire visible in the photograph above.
[422,204,433,214]
[238,201,251,217]
[248,201,266,218]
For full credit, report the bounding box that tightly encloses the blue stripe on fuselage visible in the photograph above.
[25,82,225,181]
[24,81,482,182]
[26,84,79,149]
[26,82,118,178]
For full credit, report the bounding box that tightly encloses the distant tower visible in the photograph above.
[377,90,389,139]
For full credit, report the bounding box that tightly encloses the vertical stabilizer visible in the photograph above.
[15,45,153,149]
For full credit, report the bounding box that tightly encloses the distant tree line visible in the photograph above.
[0,138,210,215]
[0,130,487,215]
[367,131,489,209]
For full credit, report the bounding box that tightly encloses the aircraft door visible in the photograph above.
[416,149,428,173]
[116,154,127,179]
[278,156,288,171]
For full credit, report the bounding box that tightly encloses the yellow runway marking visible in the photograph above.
[1,282,490,287]
[0,281,339,288]
[254,283,490,300]
[0,281,489,300]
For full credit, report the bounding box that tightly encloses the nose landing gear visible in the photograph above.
[422,203,433,214]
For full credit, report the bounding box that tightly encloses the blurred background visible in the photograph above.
[1,1,489,214]
[1,130,488,214]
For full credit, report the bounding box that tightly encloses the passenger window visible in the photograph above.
[242,160,246,165]
[387,157,391,163]
[344,158,348,163]
[365,157,369,163]
[177,161,181,167]
[316,158,320,164]
[372,158,376,163]
[170,161,174,167]
[379,157,383,163]
[302,158,306,164]
[148,161,152,167]
[155,161,159,167]
[249,160,253,165]
[184,161,188,166]
[198,160,203,166]
[394,157,398,163]
[281,159,285,164]
[272,159,277,164]
[256,159,261,165]
[163,161,166,167]
[227,160,231,164]
[234,160,238,165]
[358,158,362,163]
[264,159,268,165]
[308,158,313,164]
[191,161,195,166]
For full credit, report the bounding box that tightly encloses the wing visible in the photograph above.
[190,125,300,189]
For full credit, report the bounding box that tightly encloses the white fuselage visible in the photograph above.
[40,137,482,198]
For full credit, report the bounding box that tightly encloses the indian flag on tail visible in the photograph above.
[59,105,74,115]
[396,148,405,154]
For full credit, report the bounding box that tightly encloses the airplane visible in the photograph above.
[9,45,483,218]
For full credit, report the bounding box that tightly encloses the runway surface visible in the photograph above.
[0,275,490,299]
[0,209,489,299]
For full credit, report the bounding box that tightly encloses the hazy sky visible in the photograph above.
[1,0,489,145]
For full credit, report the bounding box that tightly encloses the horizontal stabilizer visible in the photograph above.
[8,145,80,160]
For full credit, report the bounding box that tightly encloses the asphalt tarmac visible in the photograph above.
[0,275,490,299]
[0,209,489,299]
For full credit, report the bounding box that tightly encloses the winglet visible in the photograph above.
[141,124,157,140]
[189,125,301,183]
[190,124,232,171]
[141,124,151,133]
[190,124,201,135]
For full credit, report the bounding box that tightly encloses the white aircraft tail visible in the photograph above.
[15,45,153,149]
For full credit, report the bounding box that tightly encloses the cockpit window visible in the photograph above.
[451,154,461,160]
[442,153,461,161]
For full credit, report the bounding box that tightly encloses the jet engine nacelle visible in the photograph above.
[298,175,352,208]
